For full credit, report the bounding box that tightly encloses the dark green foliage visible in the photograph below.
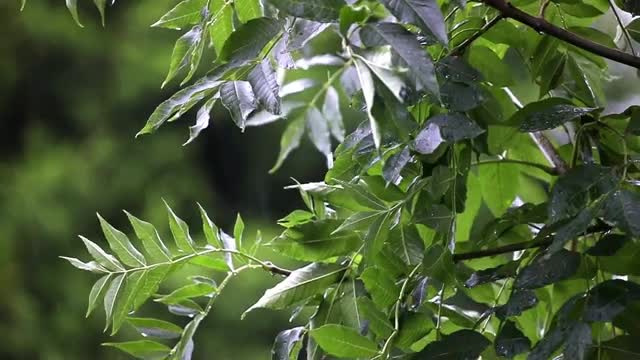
[52,0,640,359]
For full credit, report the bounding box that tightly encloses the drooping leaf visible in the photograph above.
[495,289,539,319]
[245,263,347,314]
[269,0,345,22]
[61,257,107,273]
[361,22,439,96]
[270,114,306,173]
[127,317,183,339]
[218,17,281,63]
[415,329,490,359]
[287,19,331,51]
[583,279,640,322]
[156,282,217,305]
[464,261,519,288]
[248,59,281,115]
[353,58,381,149]
[272,327,305,360]
[208,0,234,54]
[478,161,520,216]
[495,320,531,358]
[413,113,484,154]
[185,96,216,145]
[306,106,333,168]
[162,25,205,87]
[220,80,257,130]
[383,146,411,184]
[515,98,597,132]
[271,219,361,261]
[514,250,581,289]
[309,324,378,358]
[103,340,171,360]
[422,244,456,285]
[562,322,591,360]
[601,189,640,237]
[65,0,83,27]
[103,274,125,331]
[86,274,112,317]
[323,86,344,142]
[379,0,447,44]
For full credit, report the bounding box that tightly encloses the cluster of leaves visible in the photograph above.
[49,0,640,359]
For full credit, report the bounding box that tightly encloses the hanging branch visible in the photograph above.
[482,0,640,69]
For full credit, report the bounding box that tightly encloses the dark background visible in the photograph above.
[0,1,327,358]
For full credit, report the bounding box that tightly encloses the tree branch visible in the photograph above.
[529,132,569,175]
[453,238,551,262]
[482,0,640,69]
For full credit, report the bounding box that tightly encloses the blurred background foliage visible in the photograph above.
[0,1,331,359]
[1,0,640,359]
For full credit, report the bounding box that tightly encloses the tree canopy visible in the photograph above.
[26,0,640,359]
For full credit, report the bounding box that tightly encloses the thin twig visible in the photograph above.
[472,159,559,175]
[529,132,569,175]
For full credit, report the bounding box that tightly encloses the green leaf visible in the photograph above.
[413,113,484,154]
[244,262,346,314]
[306,106,333,168]
[363,211,393,259]
[79,236,124,272]
[93,0,107,25]
[271,219,361,261]
[360,267,400,309]
[97,214,147,268]
[467,45,513,87]
[233,213,245,250]
[287,19,331,51]
[354,58,381,149]
[247,59,281,115]
[103,273,125,331]
[171,314,204,360]
[309,324,378,358]
[220,80,257,130]
[583,279,640,322]
[234,0,263,23]
[628,19,640,42]
[156,283,217,305]
[219,229,237,271]
[548,164,618,223]
[185,95,216,145]
[137,77,221,136]
[479,161,520,216]
[379,0,447,44]
[208,0,234,55]
[269,0,345,22]
[357,297,394,338]
[126,317,183,339]
[111,270,149,334]
[60,257,107,273]
[598,240,640,275]
[164,201,196,253]
[218,17,281,63]
[464,261,519,288]
[162,25,205,87]
[514,250,581,289]
[86,274,112,317]
[395,312,434,349]
[383,146,411,184]
[515,98,598,132]
[415,329,490,359]
[422,244,456,285]
[125,211,172,263]
[270,114,306,173]
[495,320,531,358]
[152,0,207,30]
[495,289,538,319]
[323,86,344,142]
[594,335,640,360]
[563,322,591,360]
[361,22,439,97]
[103,340,171,360]
[197,203,221,247]
[272,327,305,360]
[601,189,640,237]
[65,0,83,27]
